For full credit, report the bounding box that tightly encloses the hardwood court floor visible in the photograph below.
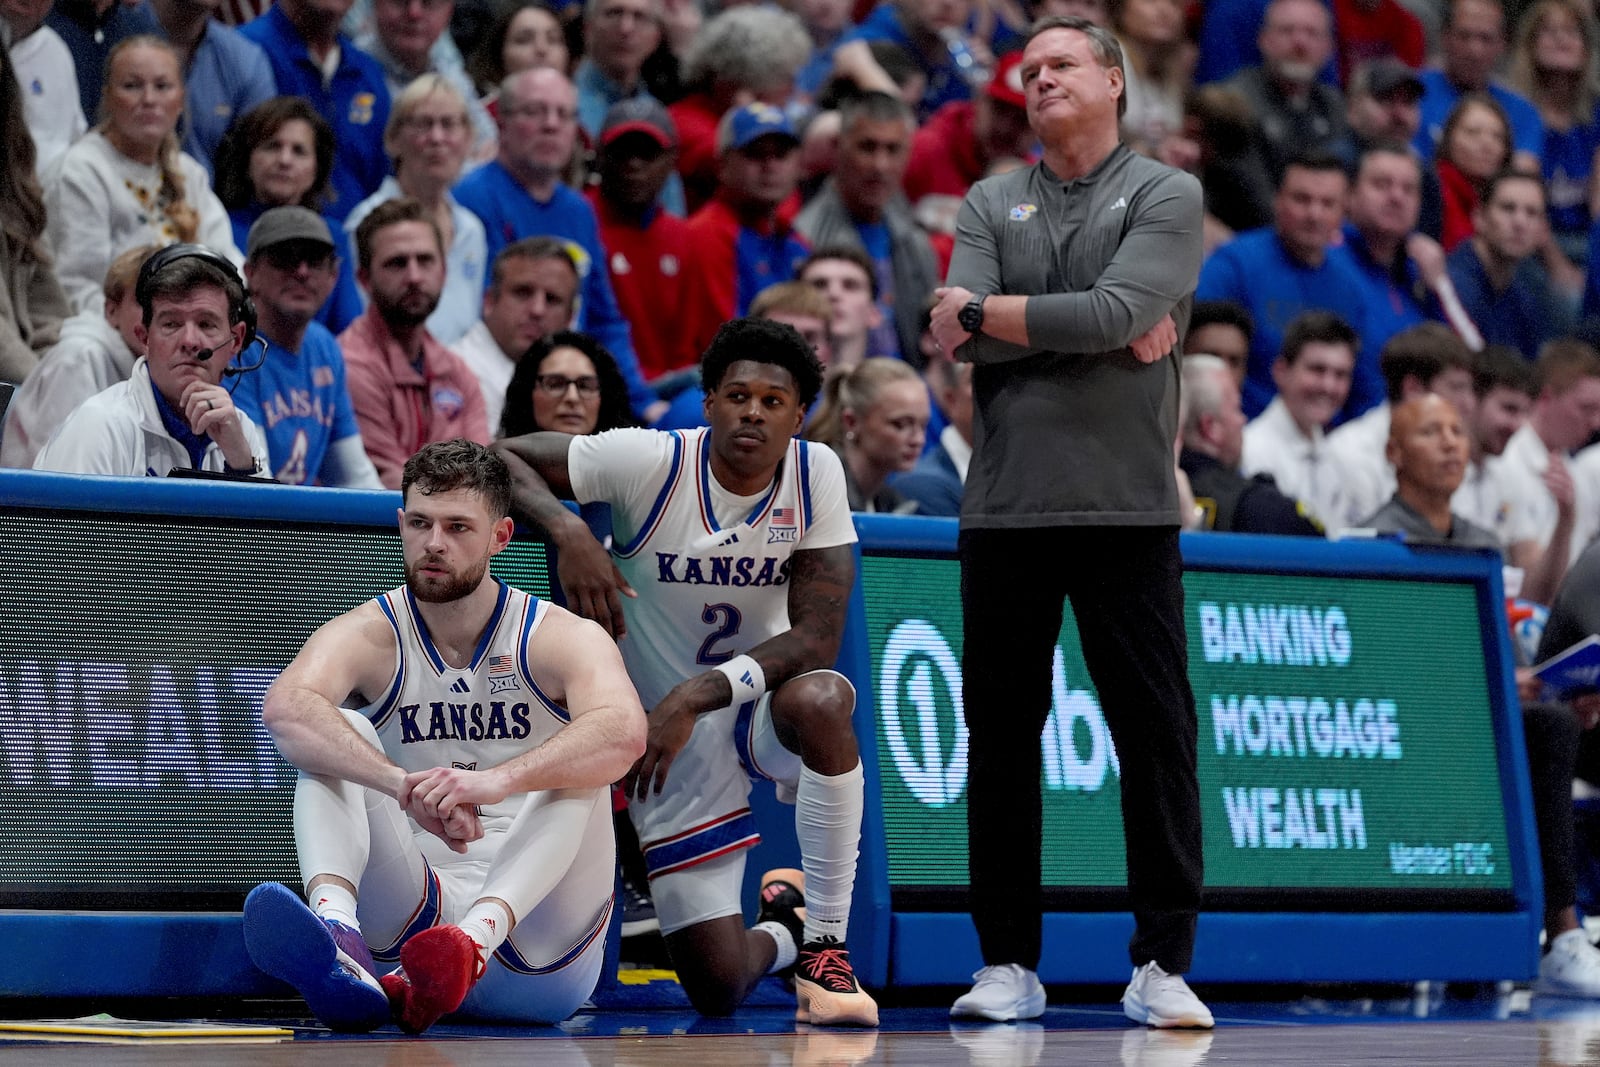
[5,992,1600,1066]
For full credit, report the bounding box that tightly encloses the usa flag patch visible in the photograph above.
[769,506,798,543]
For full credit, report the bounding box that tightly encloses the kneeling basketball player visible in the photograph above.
[495,318,878,1026]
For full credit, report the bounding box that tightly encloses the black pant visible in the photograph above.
[1527,702,1582,921]
[960,525,1204,973]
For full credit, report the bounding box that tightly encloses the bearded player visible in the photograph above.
[242,439,645,1034]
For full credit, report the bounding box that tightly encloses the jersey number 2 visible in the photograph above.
[695,602,743,665]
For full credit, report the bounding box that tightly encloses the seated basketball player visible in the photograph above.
[242,439,645,1033]
[493,317,879,1026]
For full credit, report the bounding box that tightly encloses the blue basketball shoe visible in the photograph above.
[243,882,391,1032]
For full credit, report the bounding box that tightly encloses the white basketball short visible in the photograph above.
[629,670,849,934]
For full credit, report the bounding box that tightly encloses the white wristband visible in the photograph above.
[715,654,766,706]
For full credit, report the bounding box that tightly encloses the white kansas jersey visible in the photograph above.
[568,427,857,708]
[360,581,570,825]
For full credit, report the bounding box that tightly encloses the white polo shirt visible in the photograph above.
[1242,397,1364,529]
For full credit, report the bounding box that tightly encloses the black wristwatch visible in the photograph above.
[957,293,987,333]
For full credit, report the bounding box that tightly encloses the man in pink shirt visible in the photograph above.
[341,197,491,488]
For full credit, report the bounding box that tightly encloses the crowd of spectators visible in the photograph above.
[2,0,1600,589]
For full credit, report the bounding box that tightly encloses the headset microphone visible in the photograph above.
[188,336,266,379]
[222,336,268,379]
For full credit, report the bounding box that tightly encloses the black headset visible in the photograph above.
[134,244,261,366]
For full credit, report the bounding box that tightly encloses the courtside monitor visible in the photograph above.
[0,472,552,911]
[849,517,1534,934]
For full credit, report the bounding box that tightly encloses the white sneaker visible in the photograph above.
[950,964,1047,1021]
[1121,961,1214,1029]
[1540,930,1600,998]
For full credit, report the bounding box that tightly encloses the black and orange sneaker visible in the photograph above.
[794,936,879,1027]
[757,867,807,976]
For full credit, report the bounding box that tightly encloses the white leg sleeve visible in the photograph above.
[295,709,431,960]
[293,772,371,890]
[459,786,616,1024]
[479,786,612,922]
[795,761,864,942]
[350,783,434,960]
[291,710,393,888]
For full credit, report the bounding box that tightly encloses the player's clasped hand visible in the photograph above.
[406,803,482,854]
[623,706,696,800]
[400,766,500,852]
[556,531,637,640]
[403,765,507,814]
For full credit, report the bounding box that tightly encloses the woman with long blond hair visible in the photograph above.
[45,35,238,314]
[0,42,68,383]
[805,357,929,513]
[1109,0,1195,160]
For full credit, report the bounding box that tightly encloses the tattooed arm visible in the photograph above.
[624,544,856,797]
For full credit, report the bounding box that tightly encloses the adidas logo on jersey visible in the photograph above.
[449,678,471,694]
[717,532,741,547]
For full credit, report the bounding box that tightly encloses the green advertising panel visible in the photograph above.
[862,554,1512,893]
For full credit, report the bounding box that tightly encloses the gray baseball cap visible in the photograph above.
[601,96,678,149]
[247,206,336,259]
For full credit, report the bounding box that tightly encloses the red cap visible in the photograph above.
[986,52,1026,109]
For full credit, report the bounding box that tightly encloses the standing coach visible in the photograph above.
[929,15,1211,1030]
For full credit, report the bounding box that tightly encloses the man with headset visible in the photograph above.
[33,244,271,478]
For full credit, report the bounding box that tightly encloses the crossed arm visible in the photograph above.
[929,169,1203,364]
[263,605,480,850]
[402,607,647,823]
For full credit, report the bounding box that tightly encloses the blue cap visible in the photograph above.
[718,103,799,154]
